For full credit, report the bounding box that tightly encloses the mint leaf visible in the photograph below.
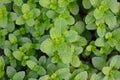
[110,55,120,69]
[71,54,81,67]
[26,60,37,70]
[50,27,61,39]
[40,38,54,56]
[13,0,23,6]
[55,68,71,79]
[39,0,50,8]
[22,4,30,14]
[90,73,99,80]
[85,12,95,24]
[39,75,50,80]
[64,30,78,43]
[105,11,117,30]
[16,16,25,25]
[82,0,91,9]
[86,23,97,30]
[13,51,24,61]
[12,71,25,80]
[97,26,106,37]
[58,43,73,64]
[74,71,88,80]
[6,66,16,78]
[71,21,85,34]
[102,67,111,76]
[95,37,105,47]
[58,0,68,7]
[0,57,5,78]
[92,57,106,70]
[68,2,79,15]
[90,0,101,7]
[54,18,67,33]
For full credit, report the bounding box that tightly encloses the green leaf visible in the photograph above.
[6,22,15,32]
[9,12,17,21]
[6,66,16,78]
[13,0,23,6]
[47,63,57,74]
[38,56,46,66]
[27,71,38,79]
[55,68,71,79]
[50,27,61,39]
[46,10,56,19]
[95,37,105,47]
[12,71,25,80]
[4,48,11,57]
[105,11,117,30]
[82,0,91,9]
[0,17,7,28]
[13,4,22,15]
[105,32,112,39]
[69,69,83,80]
[100,43,111,54]
[32,8,41,17]
[102,67,111,76]
[29,78,37,80]
[39,75,50,80]
[90,73,99,80]
[74,46,83,55]
[103,76,109,80]
[110,2,120,15]
[97,26,106,37]
[75,36,87,46]
[4,40,11,49]
[22,4,30,14]
[16,16,25,25]
[40,38,54,56]
[21,42,31,52]
[0,57,5,78]
[58,0,68,7]
[101,0,116,9]
[92,57,106,70]
[74,71,88,80]
[37,66,46,75]
[90,0,101,7]
[0,5,8,28]
[26,19,34,26]
[54,18,67,33]
[112,28,120,40]
[13,51,24,61]
[64,30,78,43]
[71,21,85,34]
[66,15,75,25]
[71,54,81,67]
[39,0,50,8]
[112,70,120,80]
[58,43,73,64]
[86,23,97,30]
[107,38,117,47]
[1,29,8,36]
[110,55,120,69]
[26,60,37,70]
[94,8,104,19]
[68,2,79,15]
[116,43,120,52]
[0,0,11,4]
[10,59,16,68]
[85,12,95,24]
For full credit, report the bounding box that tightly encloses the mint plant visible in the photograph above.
[0,0,120,80]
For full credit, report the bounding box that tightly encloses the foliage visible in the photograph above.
[0,0,120,80]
